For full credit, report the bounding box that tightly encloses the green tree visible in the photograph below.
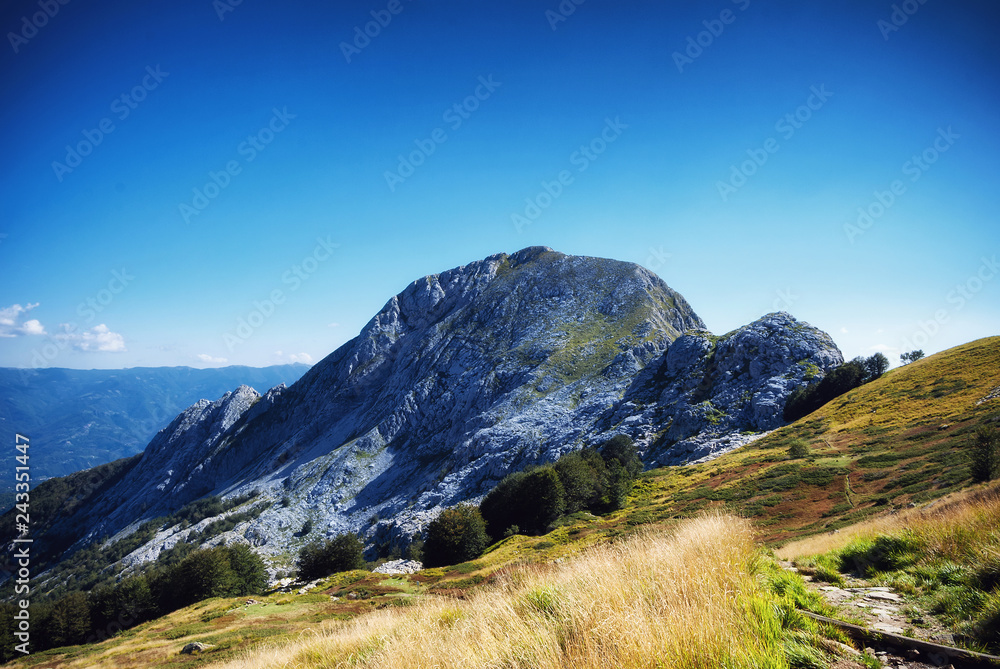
[115,574,156,625]
[900,350,925,365]
[297,533,365,581]
[554,451,604,514]
[865,352,890,380]
[176,547,237,602]
[226,544,268,595]
[480,470,531,541]
[784,358,869,422]
[423,505,488,567]
[521,468,565,534]
[970,425,999,483]
[601,435,643,477]
[48,591,91,648]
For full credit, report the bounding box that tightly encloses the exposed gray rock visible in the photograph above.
[373,559,423,575]
[180,642,214,654]
[38,247,842,574]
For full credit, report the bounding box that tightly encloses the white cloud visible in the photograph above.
[0,303,45,337]
[275,350,313,364]
[20,319,46,335]
[328,322,340,328]
[840,327,849,334]
[54,323,126,352]
[196,353,229,364]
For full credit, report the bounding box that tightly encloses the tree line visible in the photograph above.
[783,352,890,422]
[0,543,266,660]
[294,435,643,574]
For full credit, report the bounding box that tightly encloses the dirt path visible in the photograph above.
[780,561,961,669]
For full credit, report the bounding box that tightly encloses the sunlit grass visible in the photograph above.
[219,514,821,669]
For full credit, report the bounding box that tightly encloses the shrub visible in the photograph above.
[788,440,810,459]
[423,505,488,567]
[297,533,365,581]
[969,425,999,483]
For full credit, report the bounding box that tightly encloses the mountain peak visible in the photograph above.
[29,249,842,569]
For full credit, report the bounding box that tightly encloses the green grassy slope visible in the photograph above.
[7,336,997,668]
[621,336,1000,543]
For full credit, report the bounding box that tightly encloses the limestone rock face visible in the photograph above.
[49,248,842,568]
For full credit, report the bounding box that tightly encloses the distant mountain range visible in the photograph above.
[0,365,309,508]
[3,247,845,576]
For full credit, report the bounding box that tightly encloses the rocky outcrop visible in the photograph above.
[43,247,843,570]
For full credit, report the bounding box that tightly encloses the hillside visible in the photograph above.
[617,336,1000,544]
[5,336,997,668]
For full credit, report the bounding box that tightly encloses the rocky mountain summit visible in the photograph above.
[26,247,843,571]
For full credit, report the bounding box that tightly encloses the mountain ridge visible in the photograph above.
[6,247,843,574]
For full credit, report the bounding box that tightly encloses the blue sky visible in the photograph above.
[1,0,997,370]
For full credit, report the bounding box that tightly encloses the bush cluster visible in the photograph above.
[422,505,488,568]
[784,353,889,422]
[480,435,642,542]
[297,533,365,581]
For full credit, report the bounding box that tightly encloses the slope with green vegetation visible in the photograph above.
[3,336,997,667]
[620,336,1000,543]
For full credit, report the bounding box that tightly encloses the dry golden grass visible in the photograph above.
[217,514,790,669]
[776,479,1000,561]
